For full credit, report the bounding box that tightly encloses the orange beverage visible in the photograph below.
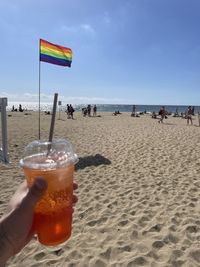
[20,139,78,246]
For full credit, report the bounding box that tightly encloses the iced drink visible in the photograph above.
[20,139,78,246]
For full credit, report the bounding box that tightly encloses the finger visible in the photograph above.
[73,182,78,190]
[21,177,48,209]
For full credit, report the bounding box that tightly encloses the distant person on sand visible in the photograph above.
[152,111,157,119]
[66,104,74,119]
[12,105,17,112]
[82,107,87,117]
[187,106,193,125]
[66,104,70,119]
[192,106,195,116]
[93,105,97,116]
[19,104,23,112]
[87,105,91,117]
[131,105,136,117]
[174,107,179,117]
[69,104,75,119]
[0,176,78,266]
[113,110,121,116]
[131,105,140,117]
[158,106,166,123]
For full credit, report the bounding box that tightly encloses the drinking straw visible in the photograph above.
[49,93,58,142]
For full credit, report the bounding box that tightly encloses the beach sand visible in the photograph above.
[1,111,200,266]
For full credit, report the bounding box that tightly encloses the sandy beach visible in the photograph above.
[1,111,200,266]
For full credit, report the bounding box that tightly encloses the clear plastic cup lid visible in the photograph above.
[20,139,78,169]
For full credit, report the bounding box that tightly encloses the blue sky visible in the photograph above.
[1,0,200,105]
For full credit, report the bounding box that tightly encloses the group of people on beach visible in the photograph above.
[82,105,97,117]
[11,103,195,127]
[129,104,196,125]
[11,104,24,112]
[151,105,194,125]
[65,104,75,119]
[1,103,199,266]
[65,104,98,119]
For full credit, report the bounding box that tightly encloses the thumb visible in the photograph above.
[22,177,48,209]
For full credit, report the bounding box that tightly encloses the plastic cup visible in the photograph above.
[20,139,78,246]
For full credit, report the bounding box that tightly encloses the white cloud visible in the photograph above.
[103,12,111,25]
[59,23,95,37]
[60,25,77,33]
[60,95,123,104]
[1,92,55,103]
[80,24,95,35]
[1,92,125,105]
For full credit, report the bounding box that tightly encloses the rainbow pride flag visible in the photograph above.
[40,39,72,67]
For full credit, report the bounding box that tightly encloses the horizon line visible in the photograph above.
[6,101,199,107]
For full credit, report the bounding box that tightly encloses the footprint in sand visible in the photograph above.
[118,220,129,227]
[34,252,46,261]
[152,240,165,249]
[148,224,162,232]
[119,245,131,252]
[100,247,111,261]
[87,219,98,227]
[163,233,179,244]
[190,249,200,263]
[185,224,198,234]
[130,230,138,239]
[90,259,106,267]
[127,256,148,266]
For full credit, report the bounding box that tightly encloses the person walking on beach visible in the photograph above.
[192,106,195,116]
[82,107,87,117]
[187,106,193,125]
[65,104,74,119]
[131,105,136,117]
[87,105,91,116]
[158,106,166,123]
[66,104,70,119]
[93,105,97,116]
[69,104,75,119]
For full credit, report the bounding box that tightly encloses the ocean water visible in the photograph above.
[7,101,200,114]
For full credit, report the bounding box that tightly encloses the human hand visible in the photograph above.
[0,177,78,265]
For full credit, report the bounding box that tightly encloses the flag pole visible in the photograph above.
[38,39,41,139]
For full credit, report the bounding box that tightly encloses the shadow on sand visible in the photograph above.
[76,154,111,170]
[163,122,176,126]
